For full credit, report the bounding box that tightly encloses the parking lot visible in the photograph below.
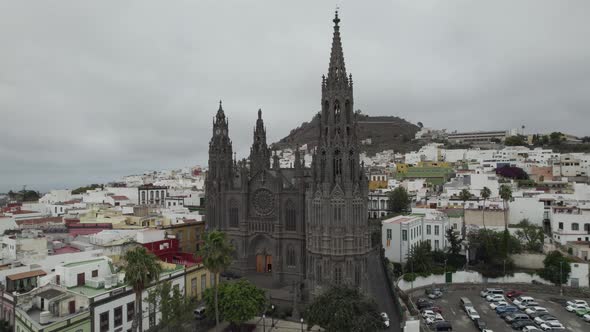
[411,287,590,332]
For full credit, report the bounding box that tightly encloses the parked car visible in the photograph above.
[512,296,535,306]
[525,306,548,315]
[460,297,473,311]
[466,307,481,320]
[505,313,530,323]
[432,321,453,332]
[539,321,565,330]
[480,288,504,298]
[486,294,505,302]
[417,299,434,310]
[426,313,445,325]
[583,313,590,322]
[193,306,206,320]
[473,318,487,331]
[506,290,524,299]
[522,326,540,332]
[426,287,445,295]
[428,291,443,299]
[490,301,509,310]
[565,303,589,312]
[496,306,518,314]
[511,320,535,330]
[576,307,590,316]
[534,316,559,326]
[421,310,437,319]
[517,301,539,310]
[380,312,390,328]
[566,299,589,307]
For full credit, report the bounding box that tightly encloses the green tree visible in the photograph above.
[406,241,433,274]
[514,219,544,252]
[549,132,564,145]
[145,281,192,331]
[499,185,512,232]
[540,251,571,285]
[305,286,383,332]
[388,186,411,214]
[504,135,527,146]
[124,246,162,332]
[480,187,492,231]
[203,279,266,330]
[198,231,234,329]
[458,189,472,239]
[468,229,521,277]
[446,228,463,255]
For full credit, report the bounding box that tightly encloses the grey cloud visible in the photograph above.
[1,0,589,191]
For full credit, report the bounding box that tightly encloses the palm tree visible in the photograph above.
[124,246,162,332]
[458,189,472,240]
[480,187,492,230]
[199,230,234,330]
[499,184,513,255]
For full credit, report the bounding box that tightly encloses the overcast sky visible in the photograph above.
[1,0,589,192]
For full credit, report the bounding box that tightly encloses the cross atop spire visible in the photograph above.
[216,100,225,122]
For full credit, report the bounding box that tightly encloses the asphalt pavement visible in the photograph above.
[367,251,403,332]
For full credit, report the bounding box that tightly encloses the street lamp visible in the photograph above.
[444,258,448,283]
[503,259,506,276]
[271,305,275,327]
[262,314,266,332]
[300,318,304,332]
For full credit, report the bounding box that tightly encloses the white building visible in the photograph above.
[549,205,590,245]
[382,210,450,264]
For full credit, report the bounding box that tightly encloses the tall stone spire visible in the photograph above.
[327,10,348,86]
[250,108,271,174]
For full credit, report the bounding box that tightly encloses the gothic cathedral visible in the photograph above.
[206,12,371,293]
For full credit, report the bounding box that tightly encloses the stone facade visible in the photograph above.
[206,12,371,293]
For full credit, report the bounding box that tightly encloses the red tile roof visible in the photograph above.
[6,269,47,281]
[11,210,38,215]
[111,196,129,201]
[53,246,81,255]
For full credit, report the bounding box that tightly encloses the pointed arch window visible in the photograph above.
[334,266,342,285]
[334,100,341,123]
[229,199,239,227]
[333,149,342,178]
[285,200,297,231]
[286,245,296,267]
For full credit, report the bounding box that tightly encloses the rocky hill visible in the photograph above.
[273,112,422,155]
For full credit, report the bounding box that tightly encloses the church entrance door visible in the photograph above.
[256,255,264,273]
[265,255,272,272]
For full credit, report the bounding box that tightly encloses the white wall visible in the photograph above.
[398,271,553,291]
[569,262,589,288]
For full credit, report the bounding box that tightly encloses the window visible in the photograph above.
[402,230,407,241]
[191,277,197,296]
[434,226,440,235]
[92,270,98,278]
[286,246,296,267]
[572,223,579,231]
[285,200,297,231]
[114,306,123,327]
[99,312,109,332]
[334,266,342,285]
[354,265,360,286]
[229,199,239,227]
[435,240,440,250]
[559,222,564,230]
[210,273,215,287]
[426,225,431,235]
[201,275,207,298]
[127,302,134,322]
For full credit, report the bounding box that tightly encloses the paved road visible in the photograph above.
[367,252,402,332]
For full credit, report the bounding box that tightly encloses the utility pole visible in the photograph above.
[560,261,563,295]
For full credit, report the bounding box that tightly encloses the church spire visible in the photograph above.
[250,108,271,174]
[327,10,348,86]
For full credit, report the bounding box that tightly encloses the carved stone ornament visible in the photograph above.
[252,188,275,216]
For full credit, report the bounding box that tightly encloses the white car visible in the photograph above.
[380,312,390,328]
[486,294,504,302]
[421,310,436,319]
[533,315,558,325]
[466,308,480,320]
[565,303,589,312]
[512,296,534,306]
[522,327,540,332]
[517,301,539,310]
[426,313,444,325]
[583,313,590,322]
[566,299,588,307]
[525,306,548,315]
[490,301,508,309]
[539,321,565,330]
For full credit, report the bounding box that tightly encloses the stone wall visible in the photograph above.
[510,253,546,269]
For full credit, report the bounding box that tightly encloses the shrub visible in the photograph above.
[403,273,417,282]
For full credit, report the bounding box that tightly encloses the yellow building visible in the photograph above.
[185,263,217,301]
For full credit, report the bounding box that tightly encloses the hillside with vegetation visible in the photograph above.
[273,112,423,155]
